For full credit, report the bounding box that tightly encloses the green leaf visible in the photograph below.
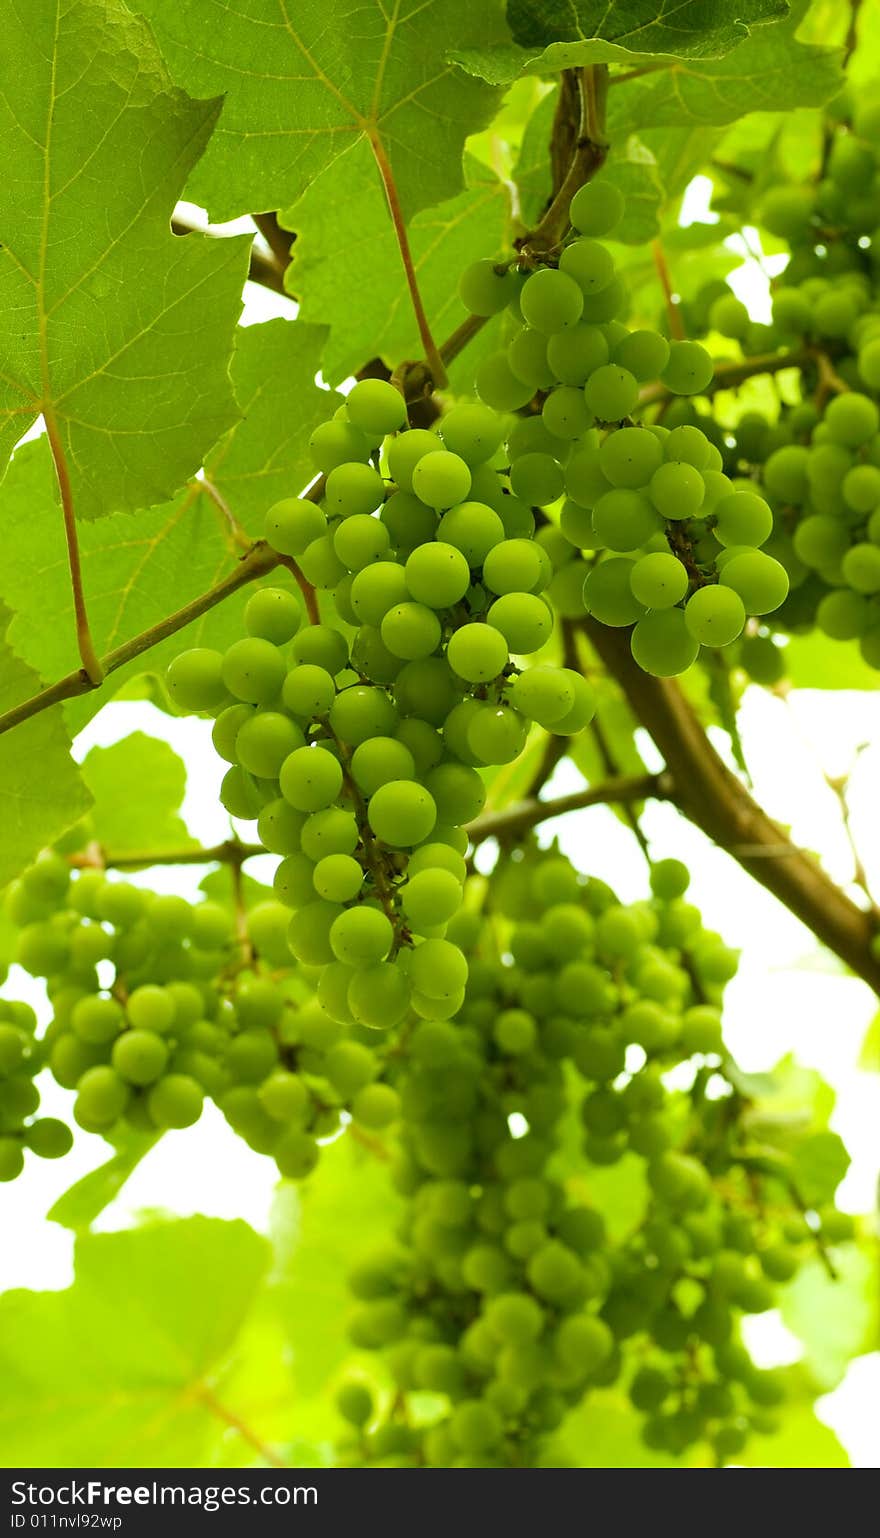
[560,1389,687,1468]
[132,0,507,222]
[81,732,195,857]
[783,633,880,691]
[47,1132,160,1234]
[0,320,334,733]
[454,0,790,83]
[858,1011,880,1072]
[739,1404,849,1467]
[285,152,510,385]
[0,0,250,520]
[0,611,91,886]
[781,1247,880,1390]
[0,1217,270,1466]
[791,1130,850,1207]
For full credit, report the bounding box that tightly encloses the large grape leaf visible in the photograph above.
[0,609,91,886]
[81,732,196,855]
[285,151,511,385]
[130,0,508,223]
[0,1218,271,1466]
[0,320,335,733]
[781,1248,879,1391]
[47,1130,161,1233]
[0,0,250,521]
[453,0,789,83]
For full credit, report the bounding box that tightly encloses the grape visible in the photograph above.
[23,1119,73,1159]
[436,502,505,565]
[221,638,286,705]
[352,1083,401,1128]
[816,589,870,640]
[763,445,809,504]
[714,491,773,549]
[401,869,464,931]
[684,586,747,647]
[309,420,371,473]
[166,649,226,712]
[334,514,391,572]
[649,462,705,521]
[281,664,335,721]
[235,711,303,777]
[842,543,880,593]
[425,762,486,822]
[330,907,394,967]
[384,429,438,492]
[299,533,346,590]
[475,353,536,412]
[288,900,343,965]
[570,180,624,236]
[325,462,385,518]
[580,276,626,322]
[542,385,592,440]
[411,451,472,509]
[148,1074,203,1130]
[299,807,359,861]
[520,267,584,334]
[483,539,546,595]
[330,686,398,745]
[709,293,750,339]
[631,610,700,676]
[395,658,461,725]
[629,552,688,609]
[313,854,364,903]
[244,587,303,645]
[546,323,608,386]
[459,259,518,316]
[559,238,615,294]
[368,781,437,846]
[843,463,880,512]
[352,738,416,802]
[447,623,509,682]
[404,542,471,607]
[592,489,662,551]
[507,327,555,389]
[381,491,438,552]
[661,341,714,396]
[664,424,712,471]
[760,185,815,241]
[380,601,442,661]
[583,558,646,626]
[564,445,612,509]
[613,329,670,382]
[292,624,349,674]
[279,745,344,812]
[346,378,407,436]
[599,427,663,489]
[509,453,565,507]
[583,365,639,421]
[548,672,595,734]
[71,994,123,1044]
[467,703,528,764]
[350,561,409,626]
[792,515,849,569]
[487,593,552,654]
[824,392,879,447]
[719,551,789,614]
[508,667,575,727]
[265,498,327,557]
[112,1030,169,1085]
[409,938,468,1000]
[75,1065,130,1129]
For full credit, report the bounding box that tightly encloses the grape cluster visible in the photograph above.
[4,851,404,1180]
[459,180,789,677]
[333,849,852,1468]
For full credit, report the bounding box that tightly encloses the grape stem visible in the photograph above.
[637,345,828,408]
[368,132,447,389]
[44,410,103,686]
[651,239,685,341]
[516,65,609,256]
[466,772,671,847]
[68,838,264,870]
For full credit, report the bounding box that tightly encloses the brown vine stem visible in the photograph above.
[467,773,671,848]
[638,346,816,408]
[438,312,489,368]
[518,65,609,255]
[276,554,321,626]
[844,0,863,66]
[651,238,685,341]
[192,1382,287,1468]
[582,618,880,994]
[0,541,280,738]
[368,132,447,389]
[251,211,295,271]
[43,410,103,685]
[69,839,264,870]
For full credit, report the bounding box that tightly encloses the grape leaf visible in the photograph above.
[0,1217,269,1466]
[781,1248,879,1390]
[0,0,250,521]
[783,633,879,691]
[81,732,196,856]
[0,609,91,886]
[285,150,511,385]
[791,1130,851,1207]
[0,320,335,733]
[453,0,789,83]
[131,0,508,223]
[47,1131,160,1233]
[739,1404,849,1468]
[561,1389,687,1468]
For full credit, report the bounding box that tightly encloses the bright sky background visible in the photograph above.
[2,191,878,1469]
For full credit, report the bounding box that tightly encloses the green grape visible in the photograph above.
[631,610,700,677]
[348,962,412,1028]
[265,497,328,558]
[111,1029,169,1085]
[714,491,773,549]
[824,392,879,447]
[554,1314,613,1374]
[661,341,714,396]
[599,427,663,489]
[244,588,304,646]
[507,326,555,389]
[509,453,565,507]
[313,853,364,903]
[330,685,398,745]
[409,938,468,1000]
[165,649,226,712]
[559,237,615,294]
[467,703,528,764]
[213,703,255,763]
[792,515,849,569]
[220,765,263,820]
[235,711,303,777]
[570,180,624,236]
[259,1070,309,1123]
[221,638,286,705]
[350,562,410,626]
[351,736,416,796]
[592,489,662,551]
[127,984,176,1033]
[380,601,442,661]
[324,462,385,518]
[427,761,486,823]
[487,593,552,654]
[299,808,359,861]
[630,552,689,609]
[459,259,518,316]
[613,329,670,382]
[292,624,349,674]
[843,543,880,593]
[520,267,584,334]
[436,501,505,565]
[506,668,574,728]
[394,658,461,725]
[475,353,536,412]
[684,586,747,647]
[719,551,790,614]
[439,403,505,464]
[71,994,123,1044]
[411,450,472,509]
[564,444,612,509]
[542,385,592,440]
[407,843,467,882]
[816,588,870,640]
[333,514,391,572]
[709,293,750,339]
[282,664,336,720]
[368,781,437,846]
[664,424,712,470]
[308,420,371,474]
[23,1119,73,1159]
[483,539,546,596]
[405,542,471,607]
[583,364,639,421]
[546,323,608,386]
[760,185,815,241]
[446,622,509,682]
[288,900,344,966]
[395,717,444,775]
[0,1139,25,1181]
[580,276,626,323]
[649,462,704,521]
[279,745,344,812]
[298,532,346,589]
[843,463,880,513]
[583,558,646,626]
[401,869,463,931]
[380,491,438,551]
[346,378,407,436]
[352,1083,401,1128]
[763,445,809,504]
[75,1065,130,1130]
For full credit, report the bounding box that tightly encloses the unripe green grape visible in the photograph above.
[345,378,406,436]
[816,589,870,640]
[324,461,385,519]
[292,623,349,675]
[583,558,646,626]
[0,1139,25,1181]
[380,601,442,661]
[719,551,789,614]
[350,736,415,796]
[494,1008,536,1053]
[244,586,303,645]
[333,513,390,573]
[308,420,371,474]
[298,531,346,589]
[384,427,436,492]
[564,444,612,509]
[554,1314,613,1374]
[330,685,398,745]
[661,340,714,396]
[714,490,773,549]
[459,258,518,316]
[684,585,747,647]
[583,364,639,421]
[235,711,304,777]
[630,552,688,609]
[404,542,471,607]
[213,702,255,763]
[408,938,468,1001]
[792,515,849,569]
[631,609,700,677]
[613,329,670,382]
[265,497,328,559]
[439,403,505,465]
[75,1065,130,1130]
[483,538,546,596]
[349,561,409,626]
[221,638,286,705]
[487,593,552,654]
[347,962,412,1029]
[507,326,555,389]
[649,461,704,521]
[352,1082,401,1129]
[592,488,662,551]
[542,384,592,440]
[446,622,509,682]
[24,1118,73,1159]
[280,664,335,721]
[367,780,436,846]
[70,994,123,1045]
[599,426,663,489]
[436,501,505,565]
[546,323,608,385]
[520,267,584,334]
[279,745,343,812]
[166,649,226,712]
[570,179,624,236]
[580,274,626,322]
[380,490,438,553]
[475,352,535,411]
[559,237,615,295]
[467,703,528,764]
[825,392,879,447]
[425,761,486,823]
[709,293,750,339]
[313,853,364,903]
[275,1128,319,1178]
[411,450,472,509]
[219,765,263,820]
[287,900,344,965]
[509,452,565,507]
[760,185,815,242]
[842,542,880,593]
[407,843,467,882]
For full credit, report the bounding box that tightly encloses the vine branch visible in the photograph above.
[467,772,671,848]
[70,838,264,871]
[518,65,609,254]
[44,410,103,685]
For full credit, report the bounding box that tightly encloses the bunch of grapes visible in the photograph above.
[332,849,852,1468]
[3,850,407,1181]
